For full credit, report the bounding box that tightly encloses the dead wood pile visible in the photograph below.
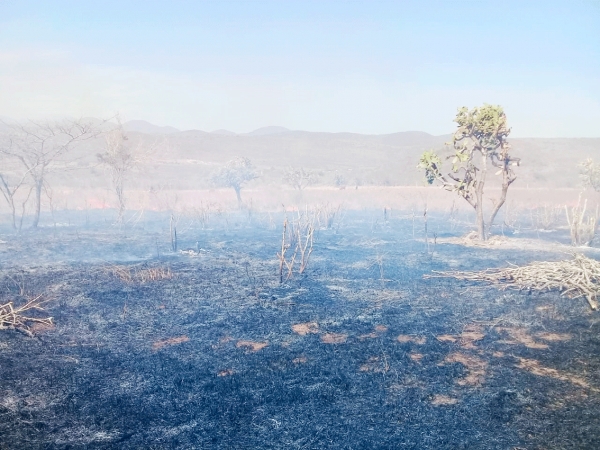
[0,294,53,335]
[425,254,600,310]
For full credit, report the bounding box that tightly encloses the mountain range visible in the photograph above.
[2,118,600,191]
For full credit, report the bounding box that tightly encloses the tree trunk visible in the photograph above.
[487,179,510,235]
[475,151,488,240]
[116,182,125,224]
[234,186,242,206]
[31,179,43,228]
[6,197,17,230]
[475,194,485,241]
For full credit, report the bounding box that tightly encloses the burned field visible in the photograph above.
[1,211,600,449]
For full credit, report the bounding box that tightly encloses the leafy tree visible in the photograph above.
[212,157,258,205]
[418,104,520,240]
[579,158,600,192]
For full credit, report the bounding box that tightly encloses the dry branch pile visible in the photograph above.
[0,294,53,335]
[425,254,600,310]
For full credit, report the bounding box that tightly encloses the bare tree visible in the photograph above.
[418,104,520,240]
[0,119,100,228]
[283,167,318,190]
[580,158,600,192]
[212,157,258,206]
[0,146,34,231]
[97,120,139,223]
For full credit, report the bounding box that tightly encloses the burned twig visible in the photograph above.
[565,194,598,246]
[277,208,316,283]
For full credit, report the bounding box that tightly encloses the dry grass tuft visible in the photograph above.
[0,294,53,336]
[426,253,600,310]
[137,267,174,282]
[107,265,174,284]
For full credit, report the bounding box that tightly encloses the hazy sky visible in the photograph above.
[1,1,598,136]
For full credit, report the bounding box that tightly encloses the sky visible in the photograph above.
[0,0,598,137]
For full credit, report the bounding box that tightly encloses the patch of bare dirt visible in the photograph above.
[536,332,572,342]
[236,340,268,352]
[431,394,459,406]
[28,321,56,334]
[497,327,549,349]
[358,332,378,340]
[435,326,484,349]
[291,322,319,335]
[211,335,234,350]
[359,356,388,373]
[515,357,593,390]
[436,334,457,342]
[152,335,190,351]
[358,325,388,340]
[397,335,426,344]
[444,352,488,386]
[459,325,485,349]
[409,352,423,363]
[320,333,348,344]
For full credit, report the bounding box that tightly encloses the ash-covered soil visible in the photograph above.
[1,210,599,449]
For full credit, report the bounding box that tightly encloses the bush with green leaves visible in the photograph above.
[418,104,520,240]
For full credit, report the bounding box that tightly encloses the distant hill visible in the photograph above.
[242,126,290,136]
[123,120,180,135]
[210,129,236,136]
